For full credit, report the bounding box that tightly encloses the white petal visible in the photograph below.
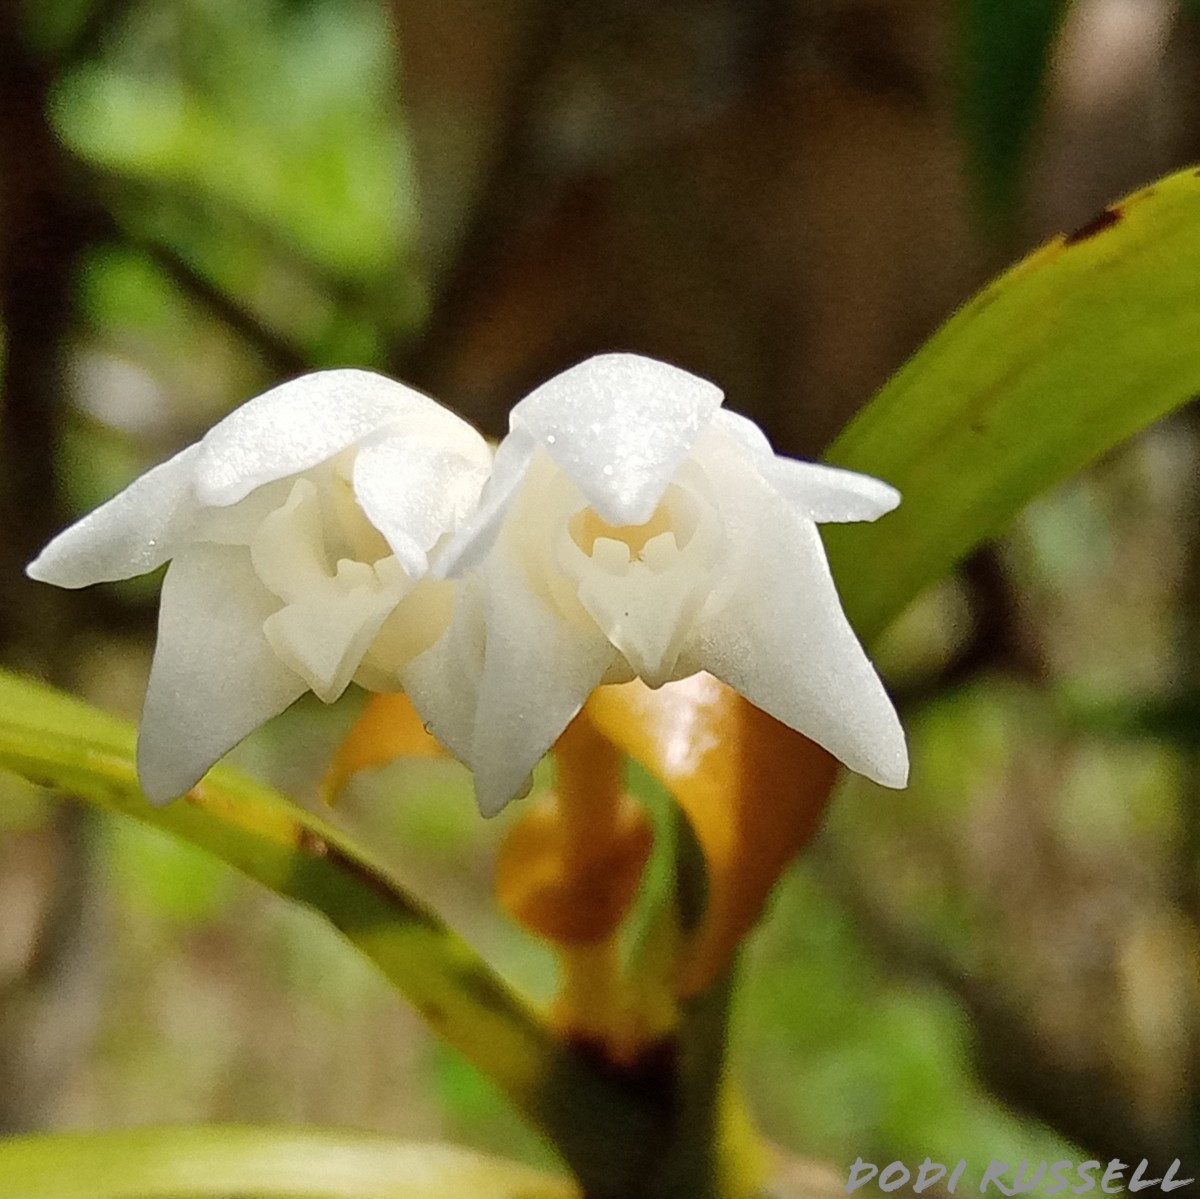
[193,369,457,507]
[433,428,540,577]
[363,575,459,690]
[137,543,307,801]
[249,481,412,702]
[510,353,724,526]
[399,574,488,764]
[710,410,899,523]
[26,445,201,587]
[194,477,298,547]
[468,541,617,816]
[572,548,703,686]
[686,443,907,787]
[558,471,723,688]
[352,429,491,578]
[769,460,900,523]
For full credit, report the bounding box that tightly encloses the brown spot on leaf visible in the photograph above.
[418,1001,447,1025]
[297,827,329,857]
[1063,205,1123,246]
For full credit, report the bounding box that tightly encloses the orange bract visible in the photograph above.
[585,675,839,994]
[495,791,654,946]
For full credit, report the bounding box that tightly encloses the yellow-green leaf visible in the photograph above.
[0,669,653,1190]
[0,1126,575,1199]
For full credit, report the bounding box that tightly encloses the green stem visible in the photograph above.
[635,810,763,1199]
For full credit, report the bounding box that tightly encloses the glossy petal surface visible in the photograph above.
[138,543,307,801]
[511,353,723,525]
[435,428,540,576]
[712,410,899,522]
[353,431,491,577]
[193,370,444,506]
[688,439,906,786]
[468,544,617,816]
[27,446,201,586]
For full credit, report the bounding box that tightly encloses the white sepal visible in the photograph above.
[193,369,447,506]
[26,446,202,587]
[137,543,308,802]
[686,438,907,787]
[466,538,617,817]
[512,352,723,525]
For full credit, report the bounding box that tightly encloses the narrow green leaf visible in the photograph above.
[823,168,1200,644]
[958,0,1073,229]
[0,670,653,1188]
[0,1126,574,1199]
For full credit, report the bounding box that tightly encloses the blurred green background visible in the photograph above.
[2,0,1200,1185]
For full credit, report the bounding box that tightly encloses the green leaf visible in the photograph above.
[0,670,653,1190]
[0,1126,574,1199]
[823,168,1200,644]
[957,0,1073,229]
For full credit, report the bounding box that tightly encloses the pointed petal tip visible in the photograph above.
[25,536,104,589]
[873,757,910,790]
[858,733,909,790]
[25,553,107,590]
[135,753,202,807]
[24,553,56,584]
[842,684,909,789]
[473,771,533,819]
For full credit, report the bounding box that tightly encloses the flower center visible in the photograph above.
[248,469,419,703]
[568,492,695,560]
[553,480,720,687]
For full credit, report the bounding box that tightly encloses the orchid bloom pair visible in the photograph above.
[28,353,907,814]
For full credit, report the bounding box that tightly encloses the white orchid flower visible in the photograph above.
[416,353,908,816]
[28,369,491,802]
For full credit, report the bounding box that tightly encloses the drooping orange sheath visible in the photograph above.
[325,678,838,996]
[585,675,839,994]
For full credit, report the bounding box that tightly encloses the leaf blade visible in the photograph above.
[0,1126,575,1199]
[0,669,653,1185]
